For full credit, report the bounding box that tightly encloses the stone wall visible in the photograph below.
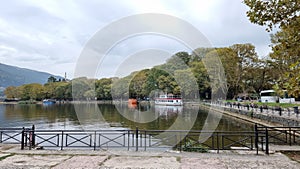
[223,107,300,126]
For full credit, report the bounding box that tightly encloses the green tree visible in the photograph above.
[72,77,93,100]
[191,48,214,62]
[216,47,240,99]
[270,17,300,97]
[128,70,149,99]
[47,76,57,83]
[230,44,260,96]
[17,83,44,100]
[190,61,210,99]
[174,69,197,98]
[159,52,191,74]
[30,83,44,100]
[4,86,18,98]
[53,82,69,100]
[244,0,299,31]
[111,77,130,100]
[174,51,190,65]
[95,78,113,100]
[142,68,169,97]
[44,82,56,99]
[203,49,227,100]
[244,0,300,97]
[156,75,178,94]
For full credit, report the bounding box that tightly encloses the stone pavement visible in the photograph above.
[0,144,300,169]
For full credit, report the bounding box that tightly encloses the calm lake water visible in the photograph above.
[0,103,254,131]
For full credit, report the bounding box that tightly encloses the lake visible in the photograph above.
[0,103,253,132]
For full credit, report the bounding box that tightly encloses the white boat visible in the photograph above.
[155,94,183,106]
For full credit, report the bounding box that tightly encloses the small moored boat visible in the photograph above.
[42,99,56,105]
[155,94,183,106]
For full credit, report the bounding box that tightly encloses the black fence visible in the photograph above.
[223,102,299,118]
[255,124,300,154]
[1,125,300,154]
[0,127,31,144]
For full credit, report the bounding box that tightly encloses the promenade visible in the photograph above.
[0,144,300,169]
[207,102,300,127]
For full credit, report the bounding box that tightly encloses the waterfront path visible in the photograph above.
[205,102,300,127]
[1,144,300,169]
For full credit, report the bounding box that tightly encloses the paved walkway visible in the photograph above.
[0,144,300,169]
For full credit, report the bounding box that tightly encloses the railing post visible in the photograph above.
[265,127,269,155]
[21,127,25,150]
[140,130,142,148]
[212,135,215,150]
[293,130,296,143]
[289,127,292,146]
[260,106,263,113]
[144,130,147,151]
[184,135,187,150]
[279,107,282,116]
[31,125,35,148]
[250,135,253,150]
[255,124,258,155]
[261,136,264,151]
[128,130,130,151]
[217,132,219,153]
[61,131,64,150]
[179,133,182,152]
[94,131,96,151]
[136,127,138,151]
[285,130,288,143]
[25,129,27,146]
[222,134,224,150]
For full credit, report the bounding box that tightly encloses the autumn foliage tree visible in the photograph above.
[244,0,300,97]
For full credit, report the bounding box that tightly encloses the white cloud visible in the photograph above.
[0,0,272,79]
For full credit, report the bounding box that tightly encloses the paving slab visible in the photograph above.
[53,155,108,169]
[102,156,180,169]
[180,153,300,169]
[0,154,70,169]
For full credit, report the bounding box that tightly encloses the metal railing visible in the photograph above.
[222,102,300,120]
[255,124,300,154]
[1,125,300,155]
[0,126,256,152]
[0,127,31,144]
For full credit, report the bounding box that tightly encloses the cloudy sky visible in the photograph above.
[0,0,272,79]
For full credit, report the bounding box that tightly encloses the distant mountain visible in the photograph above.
[0,63,64,88]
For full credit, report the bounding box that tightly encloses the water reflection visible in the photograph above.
[155,105,182,119]
[0,103,254,132]
[1,104,79,129]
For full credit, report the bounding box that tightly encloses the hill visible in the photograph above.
[0,63,63,88]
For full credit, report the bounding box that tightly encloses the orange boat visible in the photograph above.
[128,99,138,108]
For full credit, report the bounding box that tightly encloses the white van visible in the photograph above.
[260,90,278,103]
[260,90,295,103]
